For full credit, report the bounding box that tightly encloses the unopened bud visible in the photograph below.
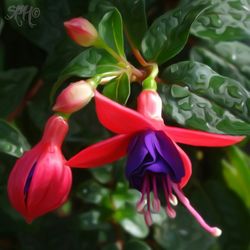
[64,17,98,47]
[137,90,163,121]
[53,80,94,113]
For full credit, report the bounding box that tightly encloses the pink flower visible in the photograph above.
[67,90,244,236]
[8,115,72,223]
[64,17,98,47]
[53,80,94,113]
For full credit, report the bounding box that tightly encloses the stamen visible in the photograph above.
[173,184,222,237]
[146,176,153,225]
[152,175,161,212]
[136,174,148,213]
[166,176,178,206]
[169,194,178,206]
[162,176,176,218]
[144,210,153,226]
[136,199,147,213]
[166,206,176,218]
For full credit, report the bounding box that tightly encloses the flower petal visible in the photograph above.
[67,134,131,168]
[95,91,155,134]
[154,131,185,182]
[174,143,192,188]
[165,126,244,147]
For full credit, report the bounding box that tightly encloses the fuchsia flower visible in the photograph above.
[8,115,72,223]
[53,80,94,113]
[64,17,98,47]
[67,90,244,237]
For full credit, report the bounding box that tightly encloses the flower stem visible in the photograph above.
[95,37,145,82]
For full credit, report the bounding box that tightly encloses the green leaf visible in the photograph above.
[115,0,147,49]
[125,240,152,250]
[161,61,250,135]
[43,38,83,83]
[89,0,147,49]
[88,0,115,25]
[154,206,217,250]
[141,3,208,64]
[222,146,250,208]
[77,210,107,230]
[98,8,125,56]
[191,42,250,90]
[0,67,37,118]
[103,72,130,104]
[76,180,109,205]
[0,120,30,157]
[52,48,120,100]
[192,0,250,41]
[114,204,149,238]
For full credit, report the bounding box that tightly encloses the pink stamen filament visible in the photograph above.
[162,176,176,218]
[136,175,148,213]
[152,175,161,212]
[172,184,222,237]
[167,175,178,206]
[144,175,153,226]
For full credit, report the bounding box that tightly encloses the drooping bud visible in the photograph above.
[137,90,163,121]
[53,80,94,114]
[7,115,72,223]
[64,17,98,47]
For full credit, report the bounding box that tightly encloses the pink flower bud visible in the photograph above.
[7,115,72,223]
[64,17,98,47]
[137,90,163,121]
[53,80,94,113]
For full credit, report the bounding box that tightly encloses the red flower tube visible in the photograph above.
[67,90,244,236]
[8,115,72,223]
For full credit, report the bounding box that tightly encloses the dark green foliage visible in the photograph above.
[0,0,250,249]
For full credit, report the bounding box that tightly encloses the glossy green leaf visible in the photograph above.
[89,0,115,23]
[0,67,37,118]
[76,180,109,205]
[192,0,250,41]
[52,48,120,100]
[43,38,83,83]
[0,121,30,157]
[111,182,140,209]
[222,146,250,208]
[191,41,250,90]
[89,0,147,49]
[114,204,149,238]
[125,240,152,250]
[103,72,130,104]
[141,3,208,64]
[115,0,147,49]
[161,61,250,135]
[154,206,216,250]
[98,8,125,56]
[78,210,107,230]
